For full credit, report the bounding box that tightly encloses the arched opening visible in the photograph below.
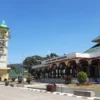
[59,62,66,78]
[39,69,42,79]
[46,67,50,78]
[79,59,89,74]
[90,59,100,78]
[47,66,52,78]
[34,69,38,79]
[67,60,77,78]
[36,69,41,79]
[51,64,57,78]
[44,67,48,78]
[41,68,45,78]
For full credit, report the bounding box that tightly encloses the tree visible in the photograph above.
[23,56,42,72]
[50,53,58,58]
[23,57,33,69]
[33,55,42,60]
[23,53,58,73]
[26,73,32,84]
[10,65,18,73]
[45,53,58,59]
[23,57,36,72]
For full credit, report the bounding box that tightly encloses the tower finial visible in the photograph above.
[0,20,8,28]
[2,20,6,25]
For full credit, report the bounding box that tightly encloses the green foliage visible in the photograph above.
[18,77,23,83]
[11,65,18,73]
[46,53,58,59]
[26,73,32,84]
[50,53,58,58]
[12,77,16,82]
[77,71,88,83]
[5,81,9,86]
[23,53,58,71]
[65,75,72,84]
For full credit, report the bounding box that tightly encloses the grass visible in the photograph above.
[67,84,100,90]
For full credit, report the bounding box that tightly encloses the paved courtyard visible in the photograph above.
[0,86,87,100]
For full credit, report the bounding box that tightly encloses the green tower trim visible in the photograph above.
[0,20,9,30]
[92,36,100,42]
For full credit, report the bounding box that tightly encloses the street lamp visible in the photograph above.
[61,75,63,93]
[21,64,24,83]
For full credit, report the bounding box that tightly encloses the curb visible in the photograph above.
[1,85,100,100]
[15,87,100,100]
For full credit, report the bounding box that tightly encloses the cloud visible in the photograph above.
[47,50,51,54]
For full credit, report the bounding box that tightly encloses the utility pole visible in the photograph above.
[22,53,25,83]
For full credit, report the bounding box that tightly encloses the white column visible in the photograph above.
[56,63,59,67]
[65,61,68,66]
[75,59,79,64]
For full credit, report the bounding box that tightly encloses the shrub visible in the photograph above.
[18,77,23,83]
[26,73,32,84]
[12,77,16,82]
[5,81,9,86]
[77,71,88,84]
[26,77,32,84]
[64,75,72,84]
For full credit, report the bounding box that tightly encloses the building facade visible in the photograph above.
[32,36,100,79]
[0,20,10,81]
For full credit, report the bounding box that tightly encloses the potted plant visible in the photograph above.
[26,74,32,84]
[12,77,16,82]
[18,77,23,84]
[5,81,9,86]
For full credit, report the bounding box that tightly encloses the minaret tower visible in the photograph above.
[0,20,10,81]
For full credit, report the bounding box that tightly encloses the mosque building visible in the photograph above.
[31,36,100,79]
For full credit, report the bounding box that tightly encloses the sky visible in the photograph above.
[0,0,99,64]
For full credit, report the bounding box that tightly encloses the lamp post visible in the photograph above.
[22,53,25,83]
[61,76,63,93]
[22,64,27,83]
[21,64,24,84]
[61,68,65,93]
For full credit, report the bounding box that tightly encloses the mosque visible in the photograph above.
[0,20,99,81]
[32,36,100,80]
[1,20,100,81]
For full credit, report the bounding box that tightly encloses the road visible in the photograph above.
[0,86,87,100]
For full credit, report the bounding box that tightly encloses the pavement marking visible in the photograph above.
[59,93,65,95]
[53,92,60,95]
[59,93,68,96]
[67,93,74,96]
[29,89,33,91]
[32,89,37,91]
[76,96,83,98]
[41,90,46,92]
[87,97,96,100]
[36,89,41,92]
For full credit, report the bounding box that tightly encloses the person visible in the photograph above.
[54,83,56,86]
